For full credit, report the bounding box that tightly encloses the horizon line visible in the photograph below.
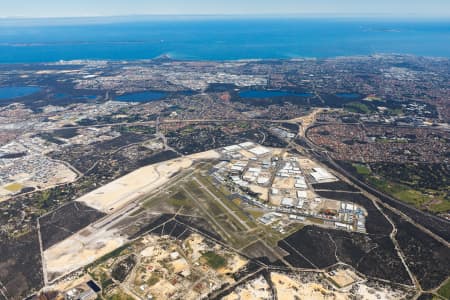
[1,12,449,20]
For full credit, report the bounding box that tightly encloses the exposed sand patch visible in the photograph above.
[44,227,126,280]
[44,150,220,282]
[272,177,295,190]
[140,246,155,257]
[223,276,271,300]
[188,149,221,160]
[356,284,409,300]
[77,150,219,213]
[271,272,348,300]
[46,274,91,293]
[328,269,359,288]
[219,253,248,275]
[149,279,177,299]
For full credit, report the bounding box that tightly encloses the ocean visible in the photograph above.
[0,17,450,63]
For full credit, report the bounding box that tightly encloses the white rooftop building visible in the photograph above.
[311,167,336,182]
[281,197,296,207]
[297,190,307,199]
[248,146,270,156]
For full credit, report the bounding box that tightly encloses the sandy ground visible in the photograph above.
[184,233,208,261]
[171,258,190,274]
[298,158,319,169]
[148,279,177,299]
[319,199,341,211]
[328,269,359,288]
[223,276,271,300]
[48,166,78,185]
[46,274,92,293]
[44,151,220,282]
[44,226,126,281]
[219,253,248,275]
[77,150,220,213]
[272,177,296,190]
[355,284,410,300]
[271,272,349,300]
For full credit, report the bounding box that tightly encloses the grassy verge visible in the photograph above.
[437,278,450,299]
[352,163,371,175]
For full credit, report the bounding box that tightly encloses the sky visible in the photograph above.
[0,0,449,18]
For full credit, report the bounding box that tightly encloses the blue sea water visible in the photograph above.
[0,18,450,63]
[0,86,41,99]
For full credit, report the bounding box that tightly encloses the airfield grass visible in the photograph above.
[140,164,300,250]
[195,175,257,229]
[140,170,258,249]
[245,209,265,220]
[168,190,195,208]
[263,222,305,247]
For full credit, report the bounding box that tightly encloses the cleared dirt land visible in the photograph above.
[43,150,220,282]
[76,150,220,213]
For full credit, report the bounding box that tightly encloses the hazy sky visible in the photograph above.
[0,0,449,18]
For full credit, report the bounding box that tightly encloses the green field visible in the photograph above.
[344,102,372,114]
[437,278,450,299]
[167,191,195,208]
[352,163,371,175]
[348,162,450,213]
[369,177,431,207]
[107,291,135,300]
[140,168,260,249]
[365,175,449,213]
[201,251,227,269]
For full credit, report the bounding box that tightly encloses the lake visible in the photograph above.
[115,91,167,102]
[0,86,41,100]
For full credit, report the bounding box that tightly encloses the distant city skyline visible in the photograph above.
[1,0,449,18]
